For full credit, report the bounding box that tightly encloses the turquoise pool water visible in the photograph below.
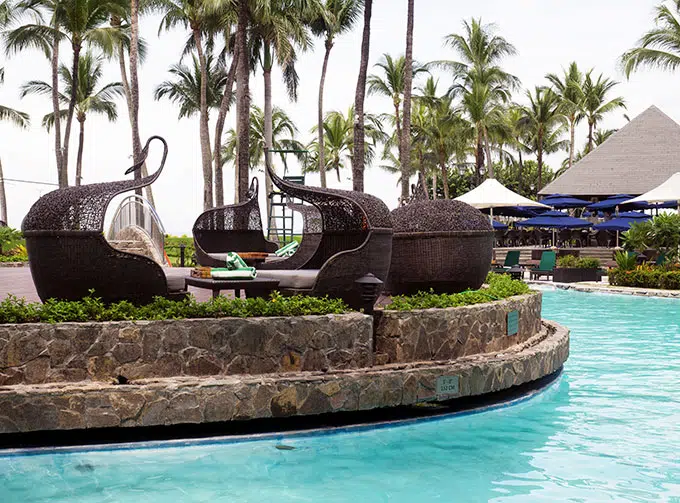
[2,288,680,502]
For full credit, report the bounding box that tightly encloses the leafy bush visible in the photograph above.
[0,291,349,324]
[0,227,25,256]
[614,250,637,271]
[622,214,680,263]
[386,273,531,311]
[557,255,601,269]
[164,235,195,267]
[608,265,680,290]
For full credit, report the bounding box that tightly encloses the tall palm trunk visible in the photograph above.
[194,29,213,210]
[119,8,153,205]
[213,44,238,206]
[263,42,276,240]
[236,0,250,202]
[51,29,65,187]
[351,0,372,192]
[537,129,544,195]
[483,127,494,178]
[62,42,82,179]
[568,115,575,169]
[0,157,7,224]
[75,115,85,186]
[439,147,449,199]
[431,169,437,200]
[475,132,483,184]
[400,0,414,203]
[587,119,594,153]
[517,149,523,194]
[317,37,333,188]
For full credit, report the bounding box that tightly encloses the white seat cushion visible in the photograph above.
[163,268,188,292]
[256,269,319,289]
[206,253,230,263]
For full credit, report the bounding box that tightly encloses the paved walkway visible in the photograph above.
[0,266,214,303]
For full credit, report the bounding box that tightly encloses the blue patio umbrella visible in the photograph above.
[587,194,647,211]
[482,206,542,218]
[539,194,591,208]
[593,212,650,232]
[515,210,593,229]
[492,220,508,230]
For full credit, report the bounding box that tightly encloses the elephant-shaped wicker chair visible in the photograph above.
[256,156,393,309]
[21,136,188,304]
[192,177,278,267]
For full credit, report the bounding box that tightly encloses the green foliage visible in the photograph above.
[164,235,195,267]
[622,214,680,263]
[557,255,601,268]
[386,273,530,311]
[614,250,637,271]
[0,291,349,324]
[609,265,680,290]
[0,226,23,253]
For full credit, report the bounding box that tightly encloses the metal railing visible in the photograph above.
[107,195,166,260]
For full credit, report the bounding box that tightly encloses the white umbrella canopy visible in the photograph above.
[455,178,550,209]
[624,172,680,204]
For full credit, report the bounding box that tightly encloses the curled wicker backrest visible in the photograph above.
[22,136,177,303]
[264,156,393,304]
[192,178,278,266]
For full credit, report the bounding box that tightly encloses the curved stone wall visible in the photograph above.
[374,292,542,364]
[0,321,568,433]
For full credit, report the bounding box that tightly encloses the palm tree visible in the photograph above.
[581,71,625,153]
[367,54,425,199]
[21,52,123,186]
[401,0,414,201]
[351,0,371,192]
[438,18,518,181]
[0,66,30,224]
[546,61,584,170]
[154,53,227,119]
[7,0,127,187]
[222,105,304,173]
[309,0,361,188]
[621,1,680,77]
[249,1,310,232]
[155,0,230,209]
[503,104,529,193]
[235,0,250,202]
[520,86,566,193]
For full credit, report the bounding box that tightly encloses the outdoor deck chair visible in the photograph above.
[494,250,520,272]
[530,251,556,280]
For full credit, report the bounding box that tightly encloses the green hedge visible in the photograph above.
[609,267,680,290]
[385,273,531,311]
[0,291,349,324]
[164,235,195,267]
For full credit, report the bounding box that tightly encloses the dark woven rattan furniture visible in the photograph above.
[256,155,393,308]
[21,136,188,304]
[193,178,278,267]
[387,200,494,295]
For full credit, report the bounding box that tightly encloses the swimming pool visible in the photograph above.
[2,288,679,502]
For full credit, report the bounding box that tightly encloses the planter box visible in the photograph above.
[553,268,600,283]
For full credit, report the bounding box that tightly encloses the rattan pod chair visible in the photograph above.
[192,177,278,267]
[256,155,393,308]
[387,199,493,295]
[21,136,187,304]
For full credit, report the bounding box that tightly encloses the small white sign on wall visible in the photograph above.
[436,375,460,397]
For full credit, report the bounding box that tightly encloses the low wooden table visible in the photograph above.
[185,277,280,299]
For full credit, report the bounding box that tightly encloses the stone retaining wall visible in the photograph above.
[0,321,568,433]
[0,314,373,385]
[374,292,542,364]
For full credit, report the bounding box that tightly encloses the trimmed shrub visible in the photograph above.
[608,266,680,290]
[557,255,601,269]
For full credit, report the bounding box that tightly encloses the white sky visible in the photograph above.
[1,0,679,234]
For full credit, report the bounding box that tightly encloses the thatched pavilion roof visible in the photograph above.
[540,106,680,198]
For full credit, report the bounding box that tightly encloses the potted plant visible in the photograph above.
[553,255,602,283]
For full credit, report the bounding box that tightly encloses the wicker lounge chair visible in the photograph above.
[192,177,278,267]
[256,156,393,308]
[22,136,188,304]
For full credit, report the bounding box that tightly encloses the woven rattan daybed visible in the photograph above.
[21,136,188,304]
[256,155,393,308]
[192,177,278,267]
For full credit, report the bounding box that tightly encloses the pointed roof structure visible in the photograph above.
[540,106,680,197]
